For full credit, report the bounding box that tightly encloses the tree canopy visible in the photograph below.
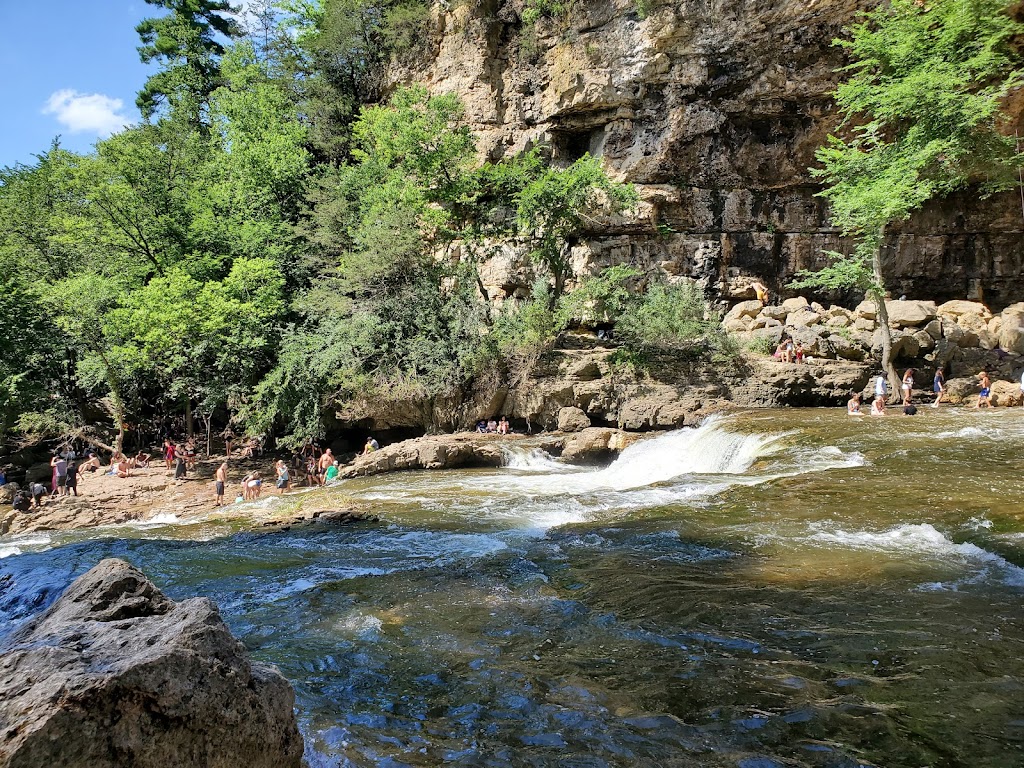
[793,0,1023,382]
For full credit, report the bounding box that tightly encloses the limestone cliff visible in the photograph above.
[391,0,1024,308]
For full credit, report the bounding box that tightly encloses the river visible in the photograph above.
[3,409,1023,767]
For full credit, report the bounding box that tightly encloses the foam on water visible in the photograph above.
[129,513,180,528]
[0,533,53,558]
[807,522,1024,588]
[502,447,580,473]
[491,416,788,496]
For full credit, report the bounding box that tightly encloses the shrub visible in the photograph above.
[616,280,736,361]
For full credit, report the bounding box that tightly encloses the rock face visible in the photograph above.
[0,559,303,768]
[393,0,1024,308]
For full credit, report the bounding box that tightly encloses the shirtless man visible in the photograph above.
[214,462,227,506]
[976,371,992,408]
[317,448,334,484]
[80,453,101,475]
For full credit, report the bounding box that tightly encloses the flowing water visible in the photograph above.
[3,409,1024,767]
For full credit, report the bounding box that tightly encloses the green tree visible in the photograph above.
[514,151,637,303]
[792,0,1023,387]
[136,0,243,123]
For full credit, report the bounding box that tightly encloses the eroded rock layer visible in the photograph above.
[392,0,1024,307]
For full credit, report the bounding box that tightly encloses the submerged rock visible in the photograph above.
[0,559,303,768]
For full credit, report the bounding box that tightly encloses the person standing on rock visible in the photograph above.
[901,369,915,406]
[214,462,227,506]
[932,368,945,408]
[50,454,68,497]
[65,460,78,497]
[174,445,187,480]
[752,281,769,306]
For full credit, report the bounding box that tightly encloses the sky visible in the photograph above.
[0,1,256,169]
[0,1,156,167]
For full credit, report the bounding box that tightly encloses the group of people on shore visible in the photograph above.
[475,416,511,434]
[847,367,1021,416]
[773,337,807,364]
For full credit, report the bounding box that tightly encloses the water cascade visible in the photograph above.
[2,409,1024,767]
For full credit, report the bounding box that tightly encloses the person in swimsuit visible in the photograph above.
[847,393,863,415]
[80,453,101,475]
[932,367,945,408]
[317,449,334,484]
[164,439,175,469]
[215,462,227,506]
[870,395,886,416]
[976,371,992,408]
[497,416,510,434]
[901,368,915,406]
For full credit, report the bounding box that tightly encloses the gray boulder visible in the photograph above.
[0,559,303,768]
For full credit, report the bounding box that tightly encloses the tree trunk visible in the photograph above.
[871,240,900,394]
[97,353,126,458]
[185,398,194,438]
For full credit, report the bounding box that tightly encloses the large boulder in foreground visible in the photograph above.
[0,559,303,768]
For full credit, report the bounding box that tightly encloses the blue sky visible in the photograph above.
[0,2,165,168]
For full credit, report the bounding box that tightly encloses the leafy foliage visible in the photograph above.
[793,0,1023,297]
[136,0,243,122]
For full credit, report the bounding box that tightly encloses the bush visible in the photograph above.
[616,280,736,361]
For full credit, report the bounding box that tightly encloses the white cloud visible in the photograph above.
[42,89,130,136]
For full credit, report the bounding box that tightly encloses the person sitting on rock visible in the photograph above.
[362,437,379,455]
[497,416,510,435]
[134,450,151,468]
[486,419,498,433]
[476,420,488,433]
[773,341,787,362]
[870,395,886,416]
[116,457,132,479]
[975,371,992,408]
[12,489,31,512]
[847,393,863,415]
[80,453,101,475]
